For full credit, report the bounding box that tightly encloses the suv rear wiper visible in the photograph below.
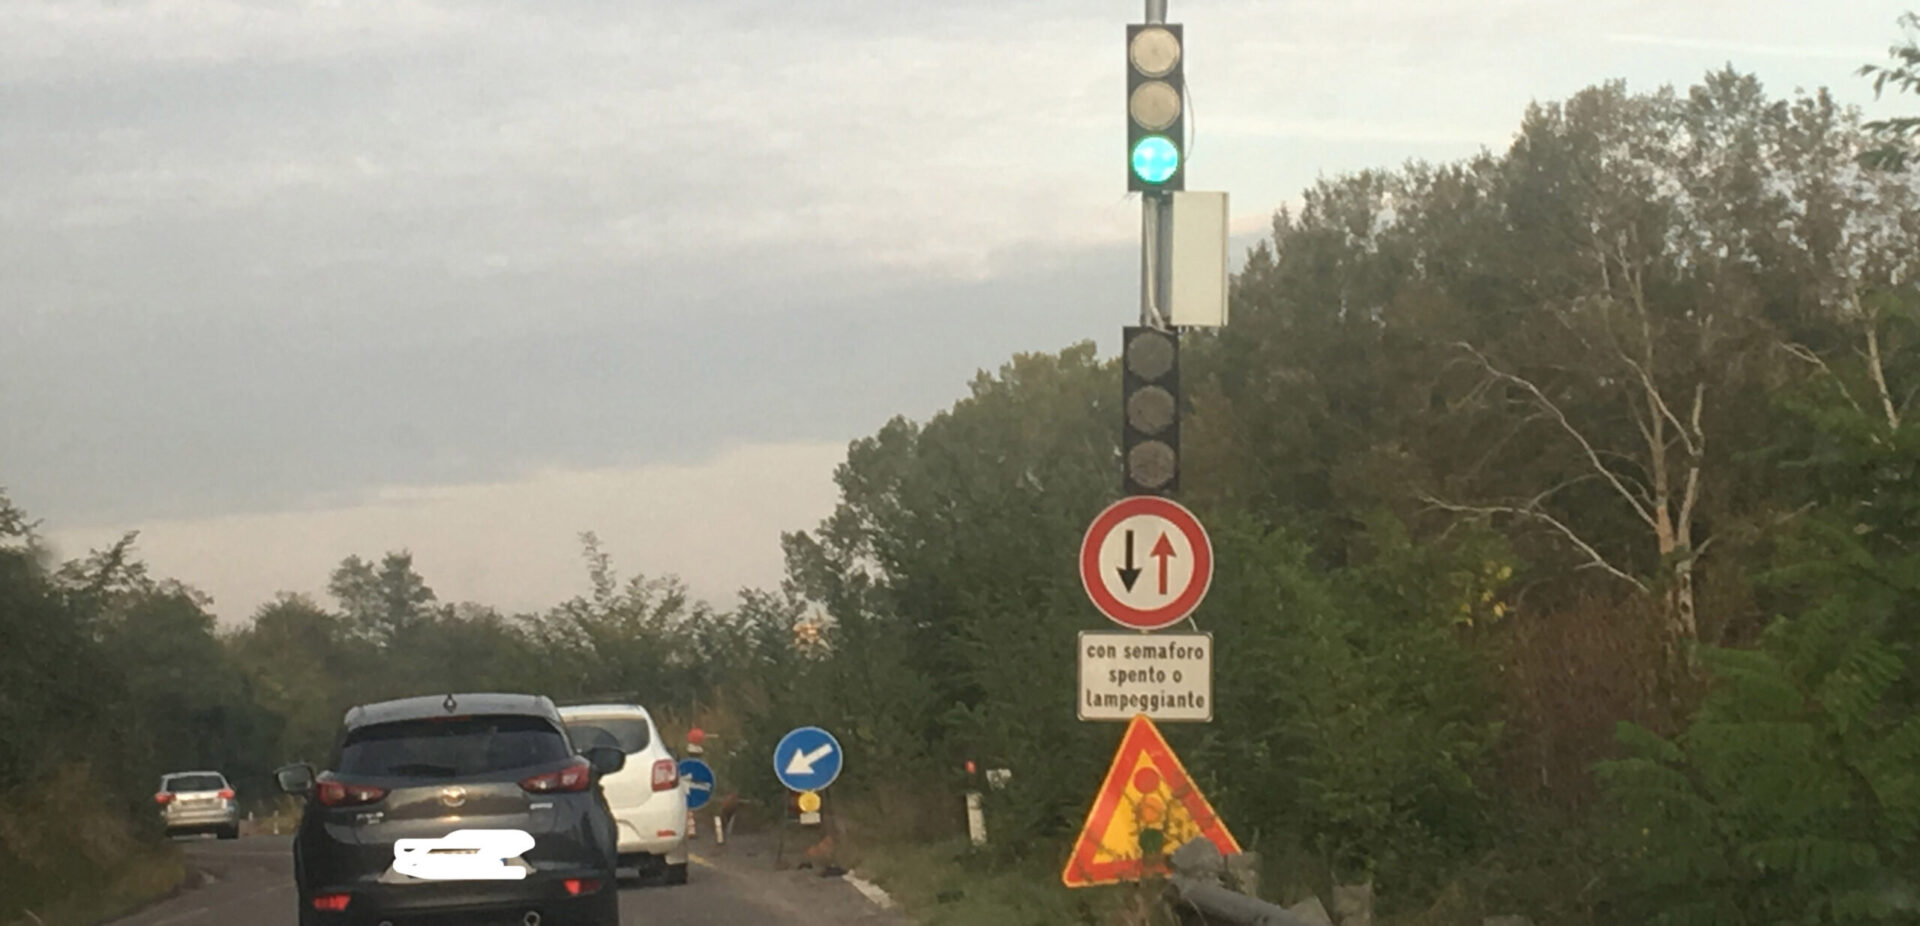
[383,763,460,777]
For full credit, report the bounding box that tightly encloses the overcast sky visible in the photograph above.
[2,0,1911,622]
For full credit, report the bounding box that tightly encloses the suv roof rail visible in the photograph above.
[553,692,644,706]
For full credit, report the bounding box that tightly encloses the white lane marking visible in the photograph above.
[844,872,897,910]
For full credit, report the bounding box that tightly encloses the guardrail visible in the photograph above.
[1165,840,1321,926]
[1166,841,1535,926]
[1170,875,1320,926]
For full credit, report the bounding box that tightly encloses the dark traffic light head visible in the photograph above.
[1122,326,1180,495]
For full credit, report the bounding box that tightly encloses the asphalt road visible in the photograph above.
[108,833,906,926]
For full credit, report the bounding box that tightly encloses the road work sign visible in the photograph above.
[1062,714,1239,888]
[1080,496,1214,630]
[1078,631,1212,722]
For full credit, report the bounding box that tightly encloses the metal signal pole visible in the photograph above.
[1141,0,1173,329]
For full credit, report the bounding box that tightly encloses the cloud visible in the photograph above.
[5,0,1907,549]
[0,0,471,83]
[1602,32,1879,61]
[44,440,849,624]
[1202,116,1509,147]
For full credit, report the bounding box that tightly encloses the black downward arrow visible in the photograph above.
[1117,529,1142,591]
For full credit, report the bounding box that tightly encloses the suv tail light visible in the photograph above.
[651,758,676,791]
[154,792,173,805]
[315,780,387,807]
[311,893,351,911]
[520,758,592,794]
[217,788,236,800]
[564,877,604,896]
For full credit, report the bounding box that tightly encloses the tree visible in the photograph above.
[778,345,1118,829]
[527,533,715,706]
[328,551,439,646]
[0,490,129,791]
[1599,378,1920,924]
[228,594,371,764]
[1860,12,1920,170]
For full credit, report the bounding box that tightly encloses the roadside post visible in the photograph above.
[962,760,987,846]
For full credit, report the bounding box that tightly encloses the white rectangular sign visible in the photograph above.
[1078,631,1213,722]
[1169,191,1228,328]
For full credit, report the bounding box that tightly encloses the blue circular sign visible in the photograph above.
[772,726,843,793]
[678,758,715,810]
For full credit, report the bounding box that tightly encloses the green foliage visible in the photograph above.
[1194,515,1505,896]
[1859,13,1920,170]
[1599,389,1920,923]
[328,551,438,646]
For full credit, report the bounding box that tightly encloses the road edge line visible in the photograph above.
[843,871,896,910]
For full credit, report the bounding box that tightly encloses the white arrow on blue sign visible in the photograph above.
[773,726,843,792]
[678,758,715,810]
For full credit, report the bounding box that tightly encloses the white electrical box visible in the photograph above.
[1168,191,1229,327]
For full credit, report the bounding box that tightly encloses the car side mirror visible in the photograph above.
[583,746,625,777]
[275,763,315,796]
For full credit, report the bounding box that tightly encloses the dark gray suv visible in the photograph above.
[276,693,624,926]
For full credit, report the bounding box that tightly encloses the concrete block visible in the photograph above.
[1287,895,1336,926]
[1331,881,1373,926]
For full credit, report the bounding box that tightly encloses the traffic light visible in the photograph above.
[1126,24,1185,192]
[1122,326,1179,495]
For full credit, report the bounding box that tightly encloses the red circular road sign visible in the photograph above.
[1079,496,1213,630]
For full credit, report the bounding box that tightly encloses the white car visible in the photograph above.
[558,703,690,884]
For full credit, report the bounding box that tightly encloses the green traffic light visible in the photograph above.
[1131,135,1179,184]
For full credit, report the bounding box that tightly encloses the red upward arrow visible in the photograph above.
[1150,533,1176,595]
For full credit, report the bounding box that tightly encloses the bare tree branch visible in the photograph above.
[1675,384,1706,546]
[1453,341,1659,529]
[1861,302,1903,431]
[1619,352,1699,458]
[1522,472,1608,509]
[1779,341,1867,416]
[1594,439,1658,507]
[1420,494,1650,593]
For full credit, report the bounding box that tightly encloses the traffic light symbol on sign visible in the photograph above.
[1122,326,1179,496]
[1127,24,1185,192]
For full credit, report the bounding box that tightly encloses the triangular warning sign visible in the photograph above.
[1062,714,1240,888]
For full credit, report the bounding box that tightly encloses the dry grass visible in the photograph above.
[0,764,188,926]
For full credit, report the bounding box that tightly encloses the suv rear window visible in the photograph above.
[337,715,572,778]
[564,717,651,754]
[163,774,226,792]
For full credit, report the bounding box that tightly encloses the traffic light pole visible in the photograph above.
[1141,0,1173,330]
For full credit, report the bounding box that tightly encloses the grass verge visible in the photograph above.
[855,837,1148,926]
[3,845,187,926]
[0,764,190,926]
